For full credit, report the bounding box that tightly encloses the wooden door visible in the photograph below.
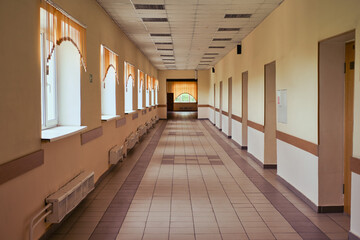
[344,41,355,214]
[220,81,223,130]
[242,72,248,147]
[264,62,277,165]
[228,77,232,137]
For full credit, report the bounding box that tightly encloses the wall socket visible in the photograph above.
[89,74,93,83]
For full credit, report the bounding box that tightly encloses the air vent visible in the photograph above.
[134,4,165,10]
[225,14,252,18]
[143,18,168,22]
[155,42,173,45]
[158,48,173,51]
[209,46,225,49]
[218,28,240,31]
[199,64,209,65]
[164,62,175,65]
[151,33,171,37]
[163,58,175,60]
[213,38,232,41]
[200,61,212,63]
[204,53,219,55]
[160,54,174,57]
[202,57,215,59]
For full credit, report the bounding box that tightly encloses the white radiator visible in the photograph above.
[125,132,139,157]
[145,121,152,131]
[46,171,94,223]
[137,125,147,139]
[109,145,124,165]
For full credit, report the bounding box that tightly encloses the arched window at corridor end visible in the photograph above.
[175,93,197,103]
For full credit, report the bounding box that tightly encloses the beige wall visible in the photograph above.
[0,0,159,239]
[157,69,210,107]
[212,0,360,145]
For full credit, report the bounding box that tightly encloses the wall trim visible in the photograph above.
[248,152,277,169]
[247,120,264,132]
[351,157,360,175]
[215,108,220,112]
[209,105,215,110]
[116,117,126,128]
[221,110,229,116]
[349,232,360,240]
[0,150,44,185]
[158,104,166,107]
[231,114,242,123]
[81,127,103,145]
[132,112,139,120]
[276,130,319,156]
[198,104,210,108]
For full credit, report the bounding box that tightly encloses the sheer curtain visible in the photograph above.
[167,81,197,101]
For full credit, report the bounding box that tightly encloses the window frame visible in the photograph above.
[40,33,58,129]
[174,93,197,103]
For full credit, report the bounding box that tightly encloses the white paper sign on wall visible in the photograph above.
[277,89,287,124]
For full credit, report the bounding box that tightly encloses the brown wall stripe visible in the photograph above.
[209,105,215,110]
[116,117,126,128]
[132,112,138,120]
[158,104,166,107]
[351,157,360,175]
[198,104,210,108]
[231,114,242,123]
[81,127,103,145]
[248,120,265,132]
[215,108,220,112]
[276,130,319,156]
[0,150,44,185]
[222,111,229,116]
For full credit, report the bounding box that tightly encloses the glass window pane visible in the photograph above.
[46,53,57,121]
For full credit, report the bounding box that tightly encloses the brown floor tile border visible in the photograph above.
[247,120,265,132]
[116,117,126,128]
[0,149,44,185]
[89,121,166,240]
[81,126,103,145]
[231,114,242,123]
[276,130,318,156]
[247,152,277,169]
[201,120,330,240]
[349,231,360,240]
[351,157,360,175]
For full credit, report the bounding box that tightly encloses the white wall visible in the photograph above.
[232,120,242,146]
[351,172,360,237]
[198,107,209,119]
[277,139,319,205]
[221,114,229,136]
[248,127,264,163]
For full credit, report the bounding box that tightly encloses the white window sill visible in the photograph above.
[125,110,137,114]
[42,126,87,142]
[101,115,120,121]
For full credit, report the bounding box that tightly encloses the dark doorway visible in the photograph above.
[167,93,174,111]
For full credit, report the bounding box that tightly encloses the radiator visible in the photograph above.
[109,144,124,165]
[137,125,147,139]
[145,121,152,131]
[125,132,139,157]
[46,171,94,223]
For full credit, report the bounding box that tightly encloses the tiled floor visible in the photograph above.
[49,120,350,240]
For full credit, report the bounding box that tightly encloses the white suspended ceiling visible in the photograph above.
[97,0,283,70]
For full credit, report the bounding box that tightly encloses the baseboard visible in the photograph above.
[241,146,248,150]
[317,206,344,213]
[247,152,277,169]
[349,232,360,240]
[197,118,208,120]
[227,136,231,139]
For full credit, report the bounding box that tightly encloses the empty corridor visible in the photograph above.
[49,120,350,240]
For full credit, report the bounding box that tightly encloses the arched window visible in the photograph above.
[175,93,197,103]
